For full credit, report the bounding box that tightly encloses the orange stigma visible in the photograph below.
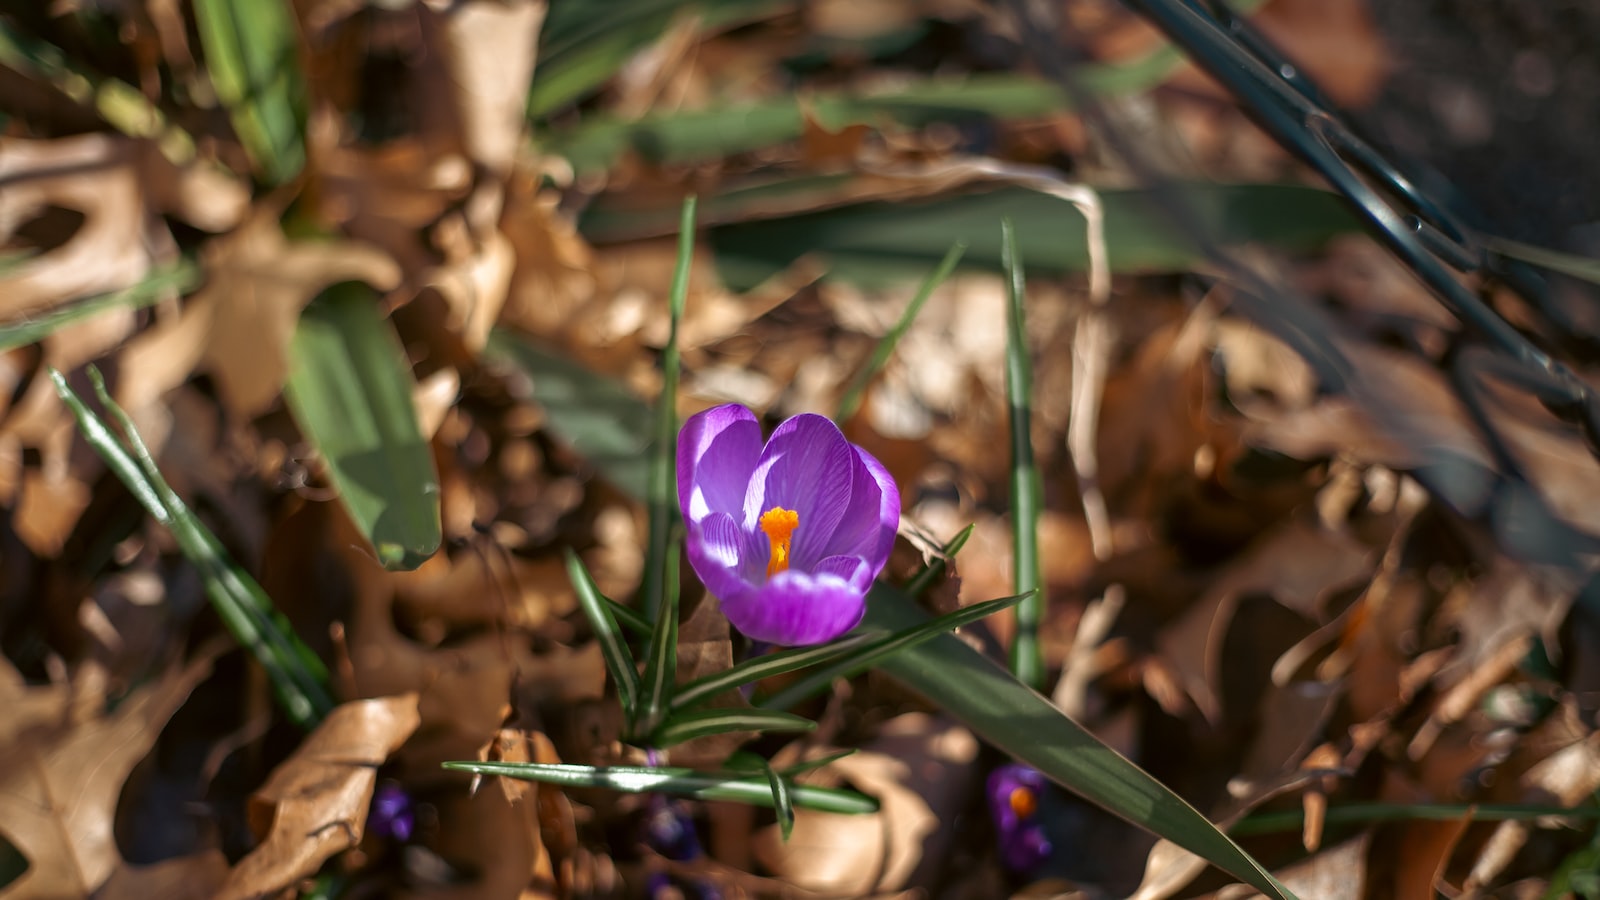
[1008,786,1037,819]
[759,506,800,577]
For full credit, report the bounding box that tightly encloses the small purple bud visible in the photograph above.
[644,800,704,862]
[987,763,1052,873]
[369,781,416,843]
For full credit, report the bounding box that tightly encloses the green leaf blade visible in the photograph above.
[1002,219,1044,690]
[285,281,441,571]
[565,549,641,721]
[442,760,877,814]
[191,0,305,184]
[52,368,334,729]
[652,707,816,748]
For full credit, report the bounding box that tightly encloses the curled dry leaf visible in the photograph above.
[117,208,400,418]
[215,694,422,900]
[754,713,978,896]
[0,135,160,323]
[0,647,219,899]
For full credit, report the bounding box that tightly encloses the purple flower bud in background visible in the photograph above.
[987,763,1052,873]
[369,780,415,843]
[677,404,900,646]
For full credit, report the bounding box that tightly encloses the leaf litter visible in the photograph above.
[3,0,1599,897]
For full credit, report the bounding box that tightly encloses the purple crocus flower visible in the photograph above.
[987,763,1052,873]
[677,404,900,646]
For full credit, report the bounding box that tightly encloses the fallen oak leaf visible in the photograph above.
[0,646,219,899]
[215,694,421,900]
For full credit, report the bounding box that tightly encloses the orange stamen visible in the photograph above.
[1008,786,1037,819]
[759,506,800,577]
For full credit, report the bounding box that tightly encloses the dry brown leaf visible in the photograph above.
[0,648,217,899]
[1213,833,1372,900]
[0,135,161,323]
[435,0,545,177]
[118,207,400,417]
[500,182,599,335]
[1392,812,1476,899]
[1158,518,1373,721]
[95,852,231,900]
[753,713,978,895]
[216,694,421,900]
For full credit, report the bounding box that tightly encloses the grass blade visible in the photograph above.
[1002,220,1044,690]
[51,368,334,728]
[284,281,441,571]
[191,0,305,183]
[643,196,696,619]
[606,596,653,635]
[670,633,878,711]
[691,182,1360,291]
[565,549,640,722]
[756,592,1030,710]
[779,749,855,777]
[902,523,974,598]
[0,260,200,352]
[0,22,196,163]
[1231,802,1600,837]
[652,708,816,748]
[733,754,795,841]
[835,241,966,422]
[635,536,680,738]
[441,760,878,814]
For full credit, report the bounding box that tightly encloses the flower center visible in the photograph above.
[759,506,800,577]
[1008,786,1037,820]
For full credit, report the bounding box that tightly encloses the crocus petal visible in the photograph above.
[803,445,899,571]
[743,414,854,565]
[677,404,762,525]
[685,512,760,605]
[814,554,872,593]
[720,568,866,646]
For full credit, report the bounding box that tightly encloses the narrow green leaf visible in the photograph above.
[530,0,781,117]
[565,549,640,722]
[634,536,680,738]
[191,0,306,183]
[606,595,654,635]
[1002,220,1044,690]
[285,281,441,571]
[0,260,200,353]
[0,22,196,163]
[755,592,1029,710]
[52,368,333,729]
[902,523,974,599]
[778,749,855,777]
[835,240,966,421]
[670,633,878,711]
[643,196,696,619]
[691,182,1361,291]
[652,707,816,748]
[1232,801,1600,837]
[750,755,795,841]
[542,4,1266,174]
[441,760,877,814]
[860,583,1295,900]
[487,334,652,497]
